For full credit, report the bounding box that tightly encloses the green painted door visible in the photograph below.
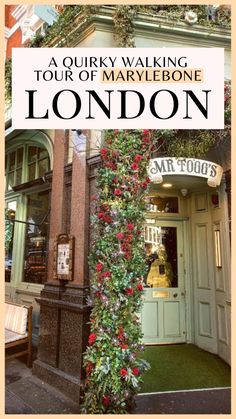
[141,221,186,344]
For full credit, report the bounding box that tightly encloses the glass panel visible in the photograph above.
[8,172,14,190]
[9,152,16,171]
[39,148,48,159]
[16,147,23,167]
[28,163,36,181]
[146,196,179,213]
[23,191,49,284]
[5,202,17,282]
[145,226,178,288]
[38,158,49,177]
[15,168,22,185]
[28,146,37,162]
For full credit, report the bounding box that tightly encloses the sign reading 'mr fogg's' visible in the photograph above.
[148,158,223,187]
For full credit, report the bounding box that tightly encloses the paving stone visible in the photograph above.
[5,389,35,414]
[133,389,231,414]
[7,376,80,414]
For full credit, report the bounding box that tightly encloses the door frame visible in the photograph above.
[142,216,193,344]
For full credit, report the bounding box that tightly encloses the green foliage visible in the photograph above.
[82,130,155,413]
[5,59,12,104]
[139,5,231,28]
[164,130,216,158]
[5,209,13,252]
[113,6,137,47]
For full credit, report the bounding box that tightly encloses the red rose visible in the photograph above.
[98,212,104,219]
[114,188,122,196]
[102,271,111,278]
[102,395,110,406]
[96,263,103,272]
[86,362,94,376]
[132,367,140,376]
[137,230,142,235]
[120,368,128,377]
[121,344,129,350]
[104,215,112,224]
[131,162,139,171]
[137,283,143,291]
[143,129,150,134]
[127,223,134,231]
[143,136,150,143]
[126,287,134,296]
[118,326,124,339]
[100,148,107,157]
[88,333,97,345]
[134,154,142,163]
[116,232,124,240]
[126,234,133,242]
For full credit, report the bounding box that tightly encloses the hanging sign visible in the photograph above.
[148,157,223,187]
[53,234,74,281]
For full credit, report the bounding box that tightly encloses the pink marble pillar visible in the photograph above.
[70,130,90,285]
[47,129,68,282]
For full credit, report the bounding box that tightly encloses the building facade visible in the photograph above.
[5,5,231,400]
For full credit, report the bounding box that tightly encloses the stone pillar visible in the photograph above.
[55,131,91,396]
[33,130,91,404]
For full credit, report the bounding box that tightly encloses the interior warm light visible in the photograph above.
[162,183,173,188]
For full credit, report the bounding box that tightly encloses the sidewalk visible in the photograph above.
[5,358,231,414]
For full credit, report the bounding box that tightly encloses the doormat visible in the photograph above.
[140,344,231,393]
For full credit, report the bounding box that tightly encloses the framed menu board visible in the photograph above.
[53,234,74,281]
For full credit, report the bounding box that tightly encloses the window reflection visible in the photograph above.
[145,226,178,288]
[23,191,49,284]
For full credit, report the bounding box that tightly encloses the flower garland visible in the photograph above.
[82,130,156,414]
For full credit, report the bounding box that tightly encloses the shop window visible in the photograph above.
[146,196,179,213]
[5,145,50,190]
[5,142,51,285]
[5,201,17,282]
[23,191,49,284]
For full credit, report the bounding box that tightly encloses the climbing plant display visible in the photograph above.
[81,129,158,413]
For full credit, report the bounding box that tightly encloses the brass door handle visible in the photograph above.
[173,293,178,298]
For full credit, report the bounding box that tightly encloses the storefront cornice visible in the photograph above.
[47,7,230,49]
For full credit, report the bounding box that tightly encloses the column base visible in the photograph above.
[33,282,91,404]
[33,359,82,403]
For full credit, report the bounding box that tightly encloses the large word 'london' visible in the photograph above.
[25,89,211,120]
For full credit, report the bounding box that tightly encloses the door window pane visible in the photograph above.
[23,191,49,284]
[145,226,178,288]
